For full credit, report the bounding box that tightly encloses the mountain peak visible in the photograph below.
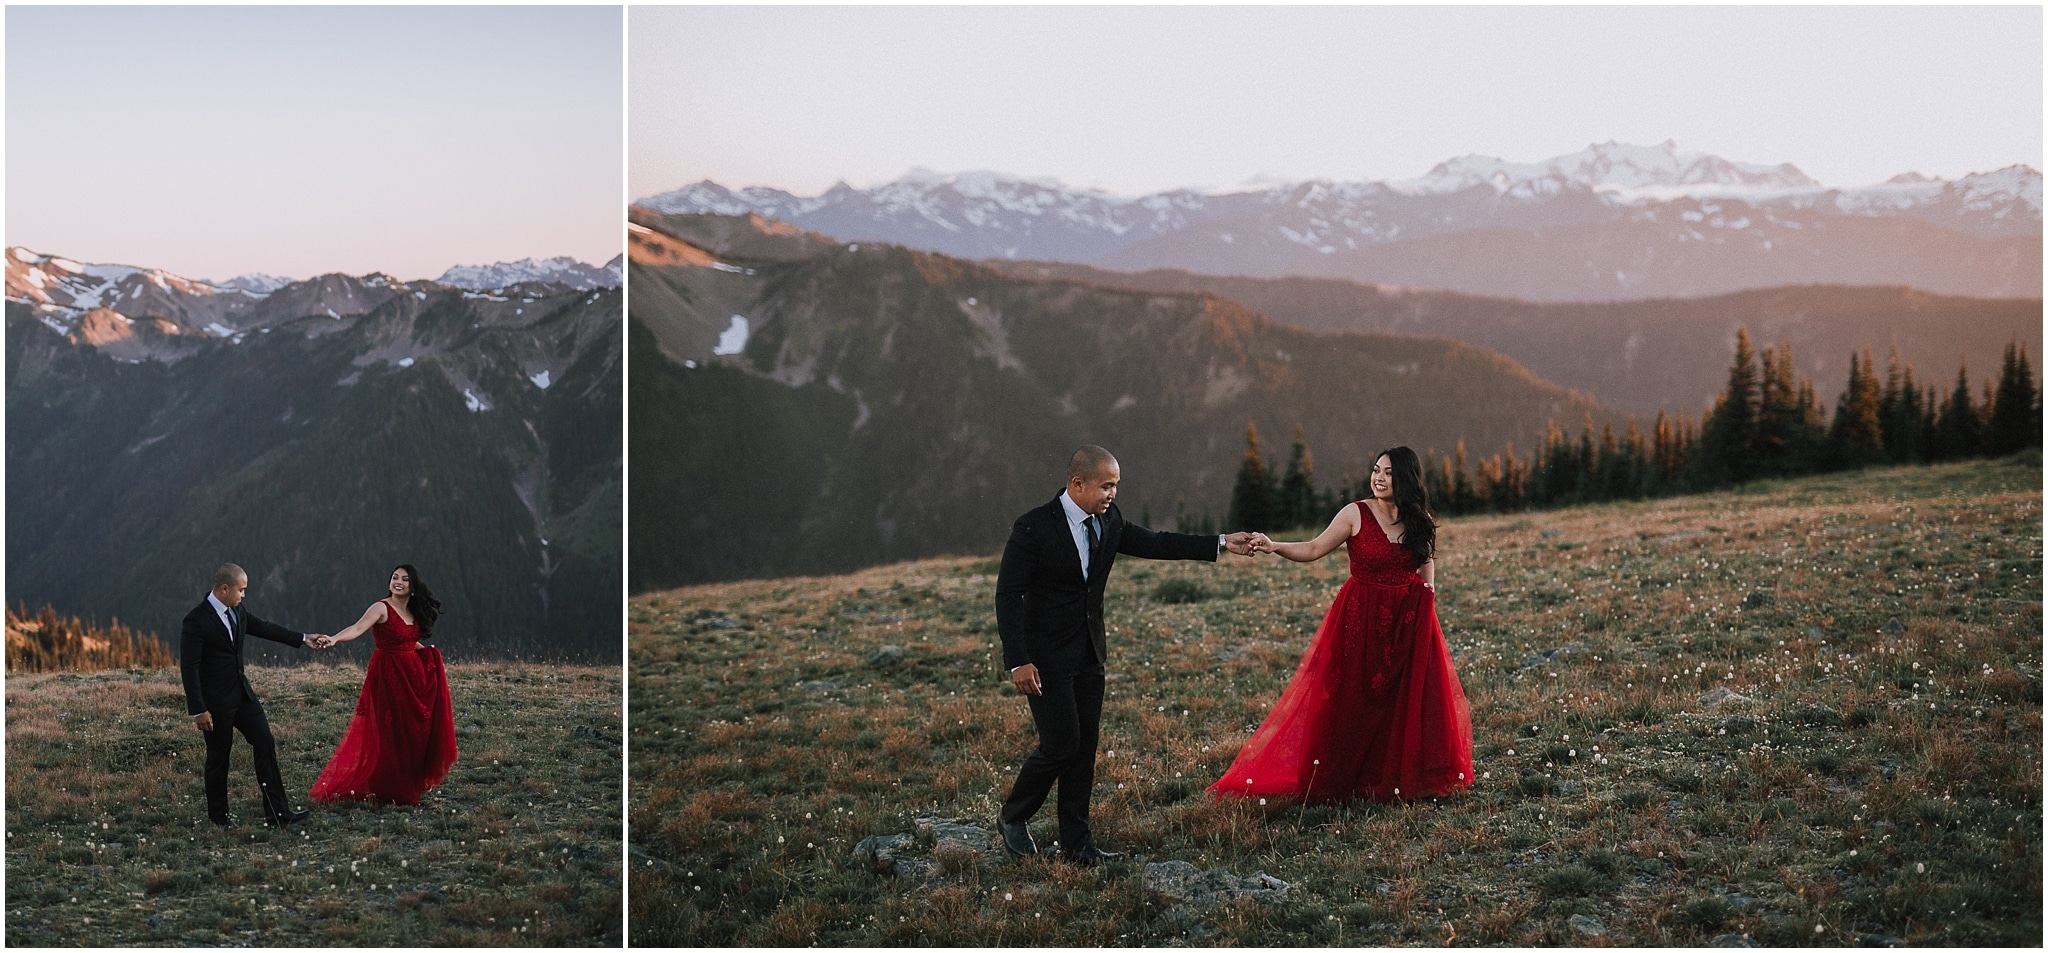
[1395,141,1817,199]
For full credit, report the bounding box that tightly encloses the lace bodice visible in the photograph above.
[1347,501,1422,585]
[371,599,420,652]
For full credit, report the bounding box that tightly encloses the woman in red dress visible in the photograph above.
[1211,447,1473,802]
[310,564,458,806]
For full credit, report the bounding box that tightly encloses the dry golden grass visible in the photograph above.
[6,604,174,673]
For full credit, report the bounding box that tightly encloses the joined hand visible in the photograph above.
[1223,531,1259,557]
[307,634,333,649]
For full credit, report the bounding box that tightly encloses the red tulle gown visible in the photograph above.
[1211,501,1473,802]
[310,600,457,805]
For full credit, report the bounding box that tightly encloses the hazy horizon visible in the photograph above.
[6,6,624,282]
[631,6,2041,200]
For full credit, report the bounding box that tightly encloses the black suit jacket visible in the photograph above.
[179,597,305,717]
[996,495,1218,674]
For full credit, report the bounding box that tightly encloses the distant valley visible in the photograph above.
[981,261,2044,417]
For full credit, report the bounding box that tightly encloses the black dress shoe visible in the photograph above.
[268,808,311,827]
[1061,845,1123,868]
[999,821,1038,857]
[210,816,239,831]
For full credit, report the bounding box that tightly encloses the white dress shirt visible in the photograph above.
[1058,490,1100,580]
[206,592,235,642]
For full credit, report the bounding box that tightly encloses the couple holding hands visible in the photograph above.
[995,445,1473,864]
[180,562,457,829]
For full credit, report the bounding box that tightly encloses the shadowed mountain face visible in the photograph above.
[629,213,1616,591]
[6,268,620,663]
[980,262,2046,418]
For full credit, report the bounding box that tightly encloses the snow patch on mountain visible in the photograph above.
[215,273,293,295]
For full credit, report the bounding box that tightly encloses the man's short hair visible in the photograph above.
[1068,445,1118,481]
[212,563,247,590]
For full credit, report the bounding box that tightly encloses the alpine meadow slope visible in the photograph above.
[628,459,2040,946]
[629,211,1616,590]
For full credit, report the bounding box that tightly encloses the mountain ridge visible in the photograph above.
[636,141,2040,301]
[629,212,1618,589]
[7,249,621,661]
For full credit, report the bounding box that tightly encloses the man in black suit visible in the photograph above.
[996,446,1256,865]
[180,562,330,829]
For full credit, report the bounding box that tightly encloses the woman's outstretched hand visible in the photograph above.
[1250,532,1275,554]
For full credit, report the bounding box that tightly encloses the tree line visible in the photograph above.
[1223,331,2041,530]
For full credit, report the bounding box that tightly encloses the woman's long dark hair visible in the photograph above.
[393,564,442,640]
[1375,446,1437,566]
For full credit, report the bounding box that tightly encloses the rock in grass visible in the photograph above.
[1882,617,1907,635]
[1698,686,1752,708]
[1568,914,1606,935]
[1709,934,1757,947]
[851,833,915,876]
[912,816,991,852]
[1857,934,1905,947]
[1742,590,1775,609]
[1143,860,1289,912]
[868,646,906,668]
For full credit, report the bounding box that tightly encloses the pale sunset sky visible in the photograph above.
[7,5,623,282]
[631,5,2042,199]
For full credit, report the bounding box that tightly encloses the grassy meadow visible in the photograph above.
[630,458,2041,946]
[5,661,621,945]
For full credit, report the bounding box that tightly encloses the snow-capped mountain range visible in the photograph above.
[435,255,624,292]
[6,247,623,338]
[636,141,2041,301]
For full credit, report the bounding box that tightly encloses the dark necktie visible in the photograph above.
[227,606,239,642]
[1085,515,1101,559]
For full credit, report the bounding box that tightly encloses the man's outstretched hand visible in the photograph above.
[1011,663,1043,696]
[1224,531,1260,556]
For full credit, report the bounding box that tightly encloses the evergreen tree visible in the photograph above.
[1423,450,1451,514]
[1987,340,2040,456]
[1829,346,1886,469]
[1651,410,1681,491]
[1277,425,1318,529]
[1529,422,1569,505]
[1878,346,1927,464]
[1227,422,1278,532]
[1688,326,1761,487]
[1930,361,1977,461]
[1621,418,1651,498]
[1574,417,1597,502]
[1758,342,1829,477]
[1593,422,1621,500]
[1451,441,1475,513]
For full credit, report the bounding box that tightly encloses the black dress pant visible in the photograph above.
[1000,664,1105,853]
[203,700,292,823]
